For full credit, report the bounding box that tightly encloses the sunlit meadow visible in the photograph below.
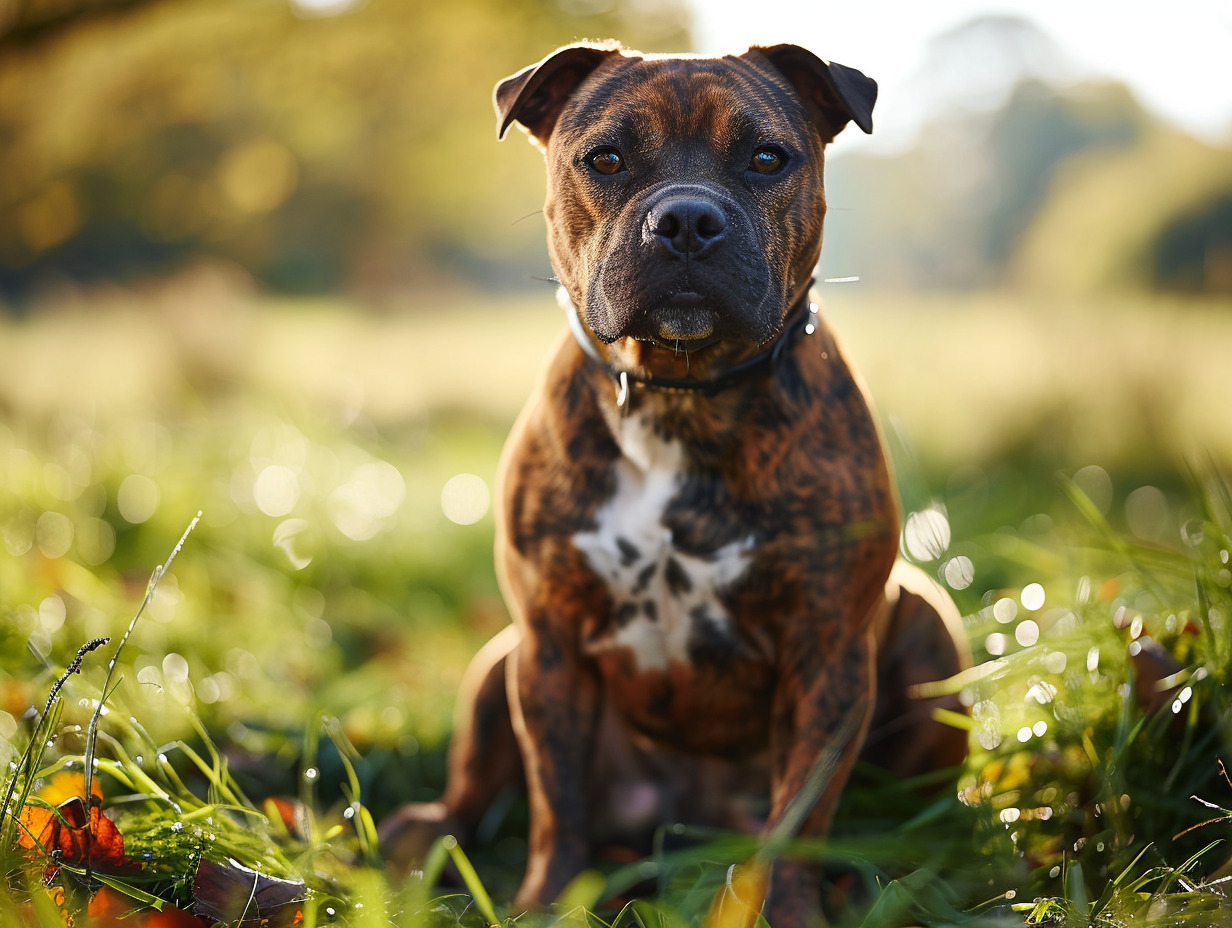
[2,271,1231,925]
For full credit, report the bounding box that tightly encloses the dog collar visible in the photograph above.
[564,289,820,407]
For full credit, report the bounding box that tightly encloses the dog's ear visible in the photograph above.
[494,42,623,146]
[753,44,876,142]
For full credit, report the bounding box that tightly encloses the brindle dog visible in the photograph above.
[382,41,969,927]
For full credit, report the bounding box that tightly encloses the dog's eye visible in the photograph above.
[587,148,625,176]
[748,146,787,175]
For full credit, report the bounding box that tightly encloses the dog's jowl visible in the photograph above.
[381,42,970,927]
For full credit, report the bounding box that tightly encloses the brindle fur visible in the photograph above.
[381,42,969,928]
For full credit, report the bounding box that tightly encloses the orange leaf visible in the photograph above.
[32,772,102,806]
[86,885,142,926]
[704,860,770,928]
[45,886,210,928]
[263,797,308,839]
[17,794,135,876]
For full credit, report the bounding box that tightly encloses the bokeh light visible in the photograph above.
[903,508,951,561]
[441,473,491,526]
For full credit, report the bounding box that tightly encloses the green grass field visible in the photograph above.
[2,283,1231,926]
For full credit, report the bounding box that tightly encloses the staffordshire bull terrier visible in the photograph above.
[382,41,969,927]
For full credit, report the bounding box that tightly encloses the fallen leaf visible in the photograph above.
[18,794,136,879]
[193,858,307,927]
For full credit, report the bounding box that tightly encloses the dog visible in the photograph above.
[381,41,970,927]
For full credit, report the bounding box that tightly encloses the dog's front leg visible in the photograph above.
[508,618,601,909]
[764,627,877,928]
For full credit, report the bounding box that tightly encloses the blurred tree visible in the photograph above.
[979,79,1145,268]
[0,0,170,49]
[1153,195,1232,294]
[1011,129,1232,296]
[822,78,1152,291]
[818,13,1232,297]
[0,0,691,304]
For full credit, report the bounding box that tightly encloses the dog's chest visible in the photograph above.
[572,415,754,673]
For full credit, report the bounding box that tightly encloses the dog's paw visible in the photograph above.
[378,801,458,883]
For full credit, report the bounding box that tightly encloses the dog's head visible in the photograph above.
[495,42,875,380]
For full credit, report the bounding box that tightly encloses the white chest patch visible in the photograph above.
[572,415,754,672]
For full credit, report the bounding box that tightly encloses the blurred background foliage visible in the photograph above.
[0,0,689,299]
[1,0,1231,863]
[819,16,1232,296]
[2,7,1229,300]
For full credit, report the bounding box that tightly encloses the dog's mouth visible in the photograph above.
[641,331,721,352]
[645,330,719,350]
[637,293,723,351]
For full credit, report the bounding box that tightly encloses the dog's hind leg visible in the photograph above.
[380,624,523,879]
[862,562,971,778]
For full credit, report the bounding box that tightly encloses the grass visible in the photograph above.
[2,280,1232,925]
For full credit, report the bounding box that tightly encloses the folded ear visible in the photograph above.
[494,41,623,146]
[752,44,877,142]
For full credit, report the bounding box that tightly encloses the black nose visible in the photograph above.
[646,197,728,257]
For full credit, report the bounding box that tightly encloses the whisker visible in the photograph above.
[512,209,545,226]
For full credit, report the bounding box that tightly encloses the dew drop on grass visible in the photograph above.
[993,598,1017,624]
[1026,681,1056,704]
[1182,519,1205,548]
[440,473,490,526]
[1015,619,1040,647]
[1020,582,1045,611]
[304,767,319,782]
[943,555,974,590]
[1049,866,1061,878]
[903,508,951,561]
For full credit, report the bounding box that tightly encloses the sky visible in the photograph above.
[684,0,1232,151]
